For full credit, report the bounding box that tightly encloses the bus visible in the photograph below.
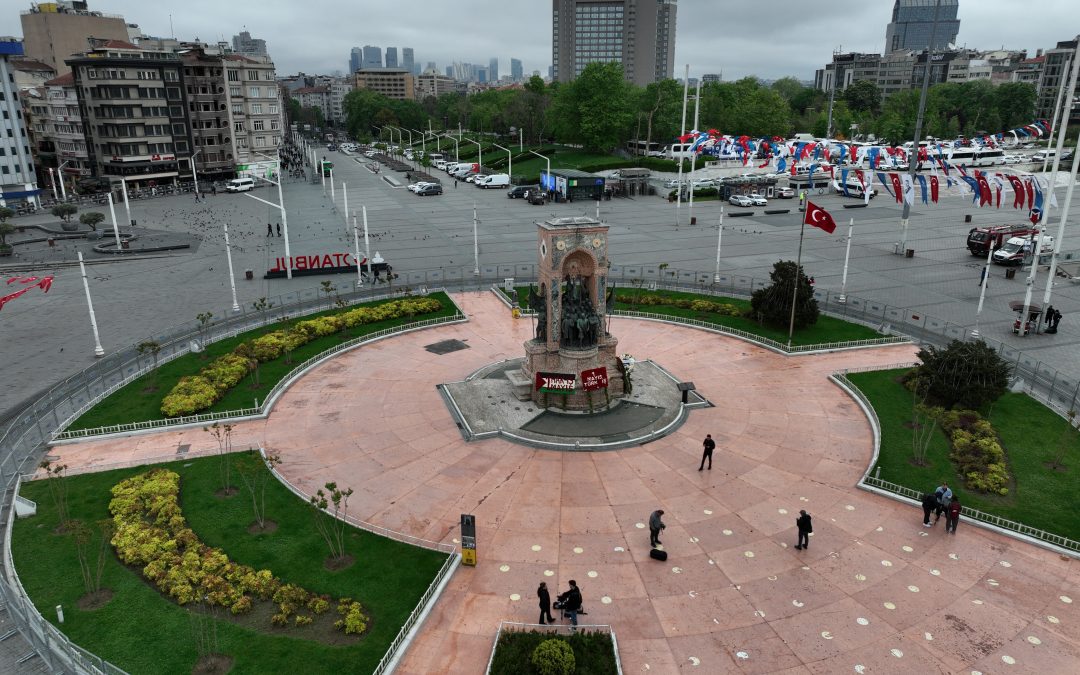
[625,140,665,157]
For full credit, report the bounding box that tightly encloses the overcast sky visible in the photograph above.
[92,0,1076,82]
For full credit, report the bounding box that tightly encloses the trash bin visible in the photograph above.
[1005,268,1016,279]
[245,269,254,280]
[905,249,914,258]
[690,216,697,225]
[47,238,55,247]
[964,214,972,223]
[121,239,130,250]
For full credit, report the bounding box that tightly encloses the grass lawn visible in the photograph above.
[500,287,883,347]
[68,292,459,431]
[849,368,1080,541]
[13,455,449,675]
[488,629,618,675]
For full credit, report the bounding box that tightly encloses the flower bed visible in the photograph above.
[110,468,366,633]
[939,409,1011,495]
[160,297,442,416]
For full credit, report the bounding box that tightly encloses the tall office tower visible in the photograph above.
[885,0,960,53]
[362,45,382,69]
[385,47,398,68]
[231,30,267,57]
[552,0,677,86]
[426,61,437,73]
[511,58,523,81]
[350,47,362,74]
[20,0,130,75]
[0,40,42,208]
[489,57,499,82]
[402,47,415,74]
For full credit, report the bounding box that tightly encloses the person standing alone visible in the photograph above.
[945,497,962,534]
[649,509,666,547]
[795,510,812,550]
[699,434,715,471]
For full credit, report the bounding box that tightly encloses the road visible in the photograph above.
[2,148,1078,418]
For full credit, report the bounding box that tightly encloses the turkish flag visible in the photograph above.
[889,174,903,203]
[976,173,993,206]
[38,276,54,293]
[929,175,939,203]
[1007,175,1025,209]
[804,201,837,234]
[0,287,31,312]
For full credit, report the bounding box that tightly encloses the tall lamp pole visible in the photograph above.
[675,64,690,226]
[77,251,105,357]
[223,222,240,312]
[713,207,724,283]
[528,150,551,193]
[465,138,483,170]
[245,151,293,279]
[189,148,203,198]
[492,142,512,182]
[440,133,460,162]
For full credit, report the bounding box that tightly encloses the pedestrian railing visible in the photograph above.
[834,369,1080,558]
[485,621,623,675]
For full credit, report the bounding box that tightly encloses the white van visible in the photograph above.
[433,159,448,170]
[477,174,510,189]
[1032,149,1057,163]
[225,177,255,193]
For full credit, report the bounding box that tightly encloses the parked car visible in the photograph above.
[407,182,437,193]
[664,179,686,188]
[477,174,511,189]
[465,173,485,184]
[747,193,768,206]
[526,190,548,205]
[508,185,538,199]
[416,184,443,196]
[729,195,753,207]
[776,186,795,199]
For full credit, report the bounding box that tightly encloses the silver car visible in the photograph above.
[729,195,753,207]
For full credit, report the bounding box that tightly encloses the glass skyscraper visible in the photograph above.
[885,0,960,53]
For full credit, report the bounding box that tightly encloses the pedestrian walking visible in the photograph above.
[649,509,666,547]
[979,266,988,286]
[537,582,556,624]
[921,491,937,527]
[699,434,715,471]
[795,510,812,549]
[556,580,583,629]
[1046,305,1055,326]
[266,222,273,237]
[276,223,282,237]
[945,497,962,534]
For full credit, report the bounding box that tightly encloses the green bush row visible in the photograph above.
[939,409,1011,495]
[615,293,743,316]
[160,297,443,417]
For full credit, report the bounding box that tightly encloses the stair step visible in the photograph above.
[17,651,40,664]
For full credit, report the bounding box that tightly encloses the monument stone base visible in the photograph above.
[521,334,624,410]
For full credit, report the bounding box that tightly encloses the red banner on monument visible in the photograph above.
[580,367,609,392]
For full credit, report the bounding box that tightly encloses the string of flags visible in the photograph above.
[0,276,54,312]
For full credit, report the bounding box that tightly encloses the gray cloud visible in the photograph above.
[88,0,1077,82]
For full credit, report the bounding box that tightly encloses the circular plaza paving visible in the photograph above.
[51,292,1080,673]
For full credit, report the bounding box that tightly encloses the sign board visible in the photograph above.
[264,252,390,279]
[460,514,477,566]
[580,367,608,392]
[535,371,576,393]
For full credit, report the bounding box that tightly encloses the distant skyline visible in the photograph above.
[45,0,1080,82]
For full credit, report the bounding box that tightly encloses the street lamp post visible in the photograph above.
[107,193,122,251]
[492,143,512,182]
[77,251,105,357]
[465,139,482,171]
[121,178,132,228]
[54,160,71,202]
[440,133,460,162]
[189,149,203,198]
[713,207,724,283]
[47,167,58,201]
[352,215,364,288]
[528,150,551,195]
[223,222,240,312]
[245,151,293,279]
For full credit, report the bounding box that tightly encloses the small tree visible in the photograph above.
[914,339,1010,410]
[309,482,354,563]
[252,297,274,325]
[0,208,14,251]
[205,422,235,495]
[1050,409,1079,470]
[0,206,13,225]
[51,203,78,223]
[236,451,281,530]
[79,211,106,231]
[196,312,214,354]
[39,461,70,527]
[750,260,819,329]
[531,638,576,675]
[320,281,337,309]
[67,518,115,598]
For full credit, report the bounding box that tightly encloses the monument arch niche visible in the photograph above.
[522,216,625,410]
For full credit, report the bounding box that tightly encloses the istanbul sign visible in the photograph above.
[265,252,389,279]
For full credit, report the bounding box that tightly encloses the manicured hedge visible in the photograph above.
[940,409,1011,495]
[615,292,743,317]
[160,297,443,417]
[110,468,367,633]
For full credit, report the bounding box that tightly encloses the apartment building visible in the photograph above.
[221,53,283,170]
[354,68,414,100]
[1,40,41,207]
[416,69,462,99]
[27,71,92,196]
[19,0,129,75]
[66,39,192,187]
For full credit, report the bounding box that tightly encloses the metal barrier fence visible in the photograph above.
[4,265,1080,670]
[485,622,623,675]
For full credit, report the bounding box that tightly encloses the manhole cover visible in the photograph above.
[176,444,190,455]
[425,339,470,355]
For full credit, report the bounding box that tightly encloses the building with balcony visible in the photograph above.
[20,0,130,75]
[2,39,42,207]
[29,71,92,197]
[67,39,192,187]
[221,53,282,171]
[354,68,414,100]
[1038,39,1080,125]
[885,0,960,53]
[416,69,462,99]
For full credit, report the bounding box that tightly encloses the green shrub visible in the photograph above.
[940,409,1010,495]
[294,614,313,626]
[914,340,1011,410]
[531,638,576,675]
[750,260,819,329]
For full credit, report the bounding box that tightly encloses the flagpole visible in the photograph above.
[839,218,853,304]
[1040,122,1080,310]
[787,213,807,349]
[1041,53,1071,173]
[362,205,372,279]
[1020,37,1080,336]
[713,207,724,283]
[675,64,689,227]
[971,241,995,339]
[78,251,105,357]
[688,86,700,225]
[352,215,364,288]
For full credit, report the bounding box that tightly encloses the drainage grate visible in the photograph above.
[425,339,470,355]
[176,444,190,455]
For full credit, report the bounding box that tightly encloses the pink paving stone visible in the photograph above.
[45,292,1080,673]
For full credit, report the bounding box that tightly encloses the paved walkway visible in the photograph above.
[46,293,1080,673]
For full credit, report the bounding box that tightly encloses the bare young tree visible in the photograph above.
[309,482,354,563]
[39,460,70,527]
[204,422,236,494]
[910,376,941,467]
[236,451,281,530]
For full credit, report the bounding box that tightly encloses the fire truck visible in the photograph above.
[966,223,1039,256]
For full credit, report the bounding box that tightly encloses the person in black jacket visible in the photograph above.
[537,582,555,625]
[795,510,813,550]
[557,580,583,628]
[922,491,938,527]
[699,434,716,471]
